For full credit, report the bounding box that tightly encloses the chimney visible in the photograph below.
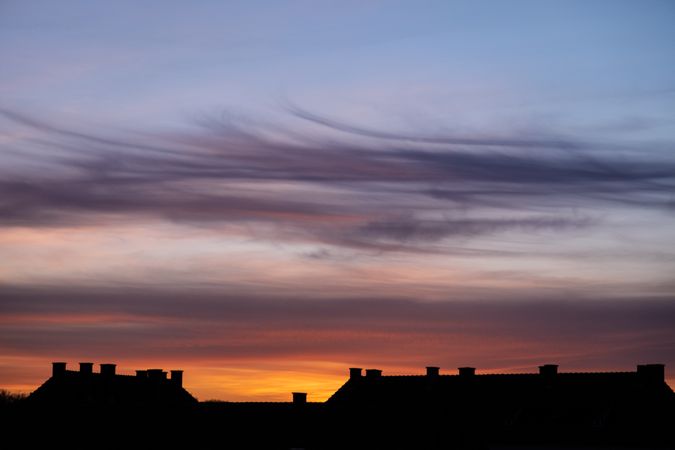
[458,367,475,377]
[170,370,183,388]
[292,392,307,405]
[147,369,165,381]
[426,366,440,377]
[365,369,382,378]
[79,362,93,375]
[52,362,67,378]
[637,364,665,385]
[136,370,147,378]
[100,363,116,376]
[349,367,363,379]
[539,364,558,377]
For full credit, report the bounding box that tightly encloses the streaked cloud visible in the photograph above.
[2,108,673,255]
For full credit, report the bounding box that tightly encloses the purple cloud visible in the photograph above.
[1,108,674,254]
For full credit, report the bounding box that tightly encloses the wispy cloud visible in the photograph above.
[1,107,673,253]
[2,284,674,370]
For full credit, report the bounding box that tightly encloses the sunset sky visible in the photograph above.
[1,0,675,401]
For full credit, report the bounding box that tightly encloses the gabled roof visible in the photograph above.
[321,366,675,448]
[28,369,197,407]
[327,365,674,416]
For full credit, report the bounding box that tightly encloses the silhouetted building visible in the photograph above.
[324,364,675,448]
[11,361,675,449]
[28,362,197,407]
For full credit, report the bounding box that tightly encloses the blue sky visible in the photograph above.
[1,1,675,399]
[3,0,674,125]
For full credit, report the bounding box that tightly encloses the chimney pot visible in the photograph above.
[426,366,440,377]
[349,368,362,379]
[52,362,67,378]
[458,367,476,376]
[292,392,307,405]
[170,370,183,388]
[147,369,164,381]
[539,364,558,377]
[100,363,116,376]
[79,362,93,375]
[365,369,382,378]
[637,364,665,384]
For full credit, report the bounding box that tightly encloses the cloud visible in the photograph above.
[353,215,593,243]
[283,103,583,149]
[1,107,674,253]
[1,284,674,370]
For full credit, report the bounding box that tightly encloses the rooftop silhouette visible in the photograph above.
[329,363,673,407]
[28,362,197,406]
[6,361,674,449]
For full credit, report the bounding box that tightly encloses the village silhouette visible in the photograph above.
[2,361,673,449]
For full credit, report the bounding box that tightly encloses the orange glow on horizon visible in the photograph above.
[0,356,349,401]
[2,355,673,402]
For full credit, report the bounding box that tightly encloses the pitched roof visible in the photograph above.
[327,365,674,416]
[324,365,675,446]
[28,368,197,407]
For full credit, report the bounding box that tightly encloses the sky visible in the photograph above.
[1,0,675,401]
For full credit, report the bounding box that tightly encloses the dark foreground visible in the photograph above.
[5,362,674,449]
[2,399,674,449]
